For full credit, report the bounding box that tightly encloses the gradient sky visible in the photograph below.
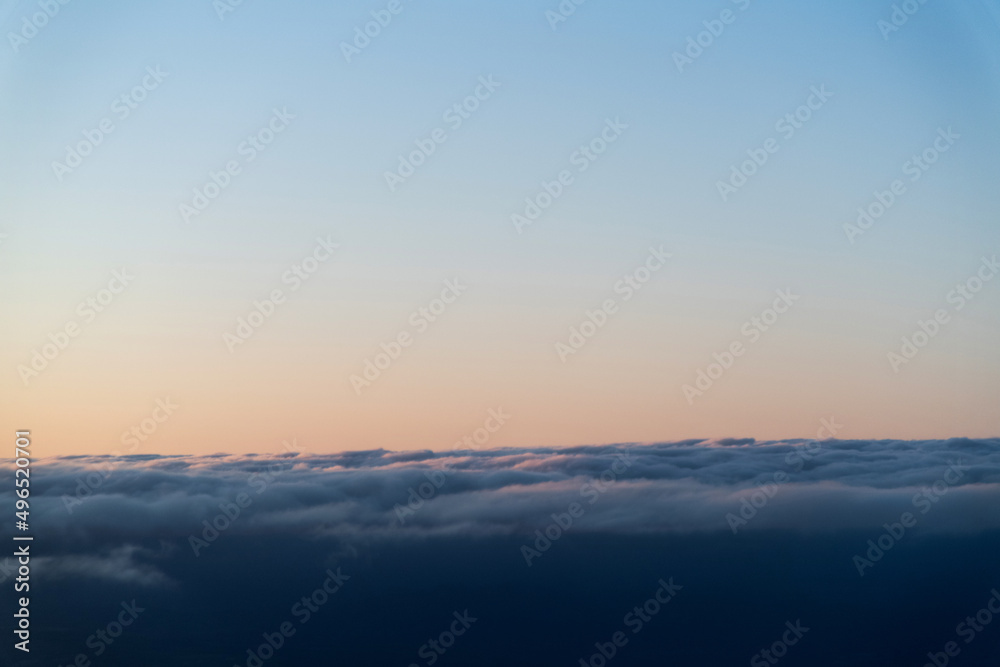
[2,0,999,456]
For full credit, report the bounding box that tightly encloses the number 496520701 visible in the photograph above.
[15,431,30,513]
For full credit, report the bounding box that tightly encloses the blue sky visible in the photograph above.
[1,0,999,453]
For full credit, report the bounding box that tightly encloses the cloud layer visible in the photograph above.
[16,437,1000,552]
[5,439,1000,667]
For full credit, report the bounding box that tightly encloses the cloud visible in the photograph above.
[11,438,1000,552]
[34,545,175,587]
[7,439,1000,666]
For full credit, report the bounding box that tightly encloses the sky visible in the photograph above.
[2,0,1000,457]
